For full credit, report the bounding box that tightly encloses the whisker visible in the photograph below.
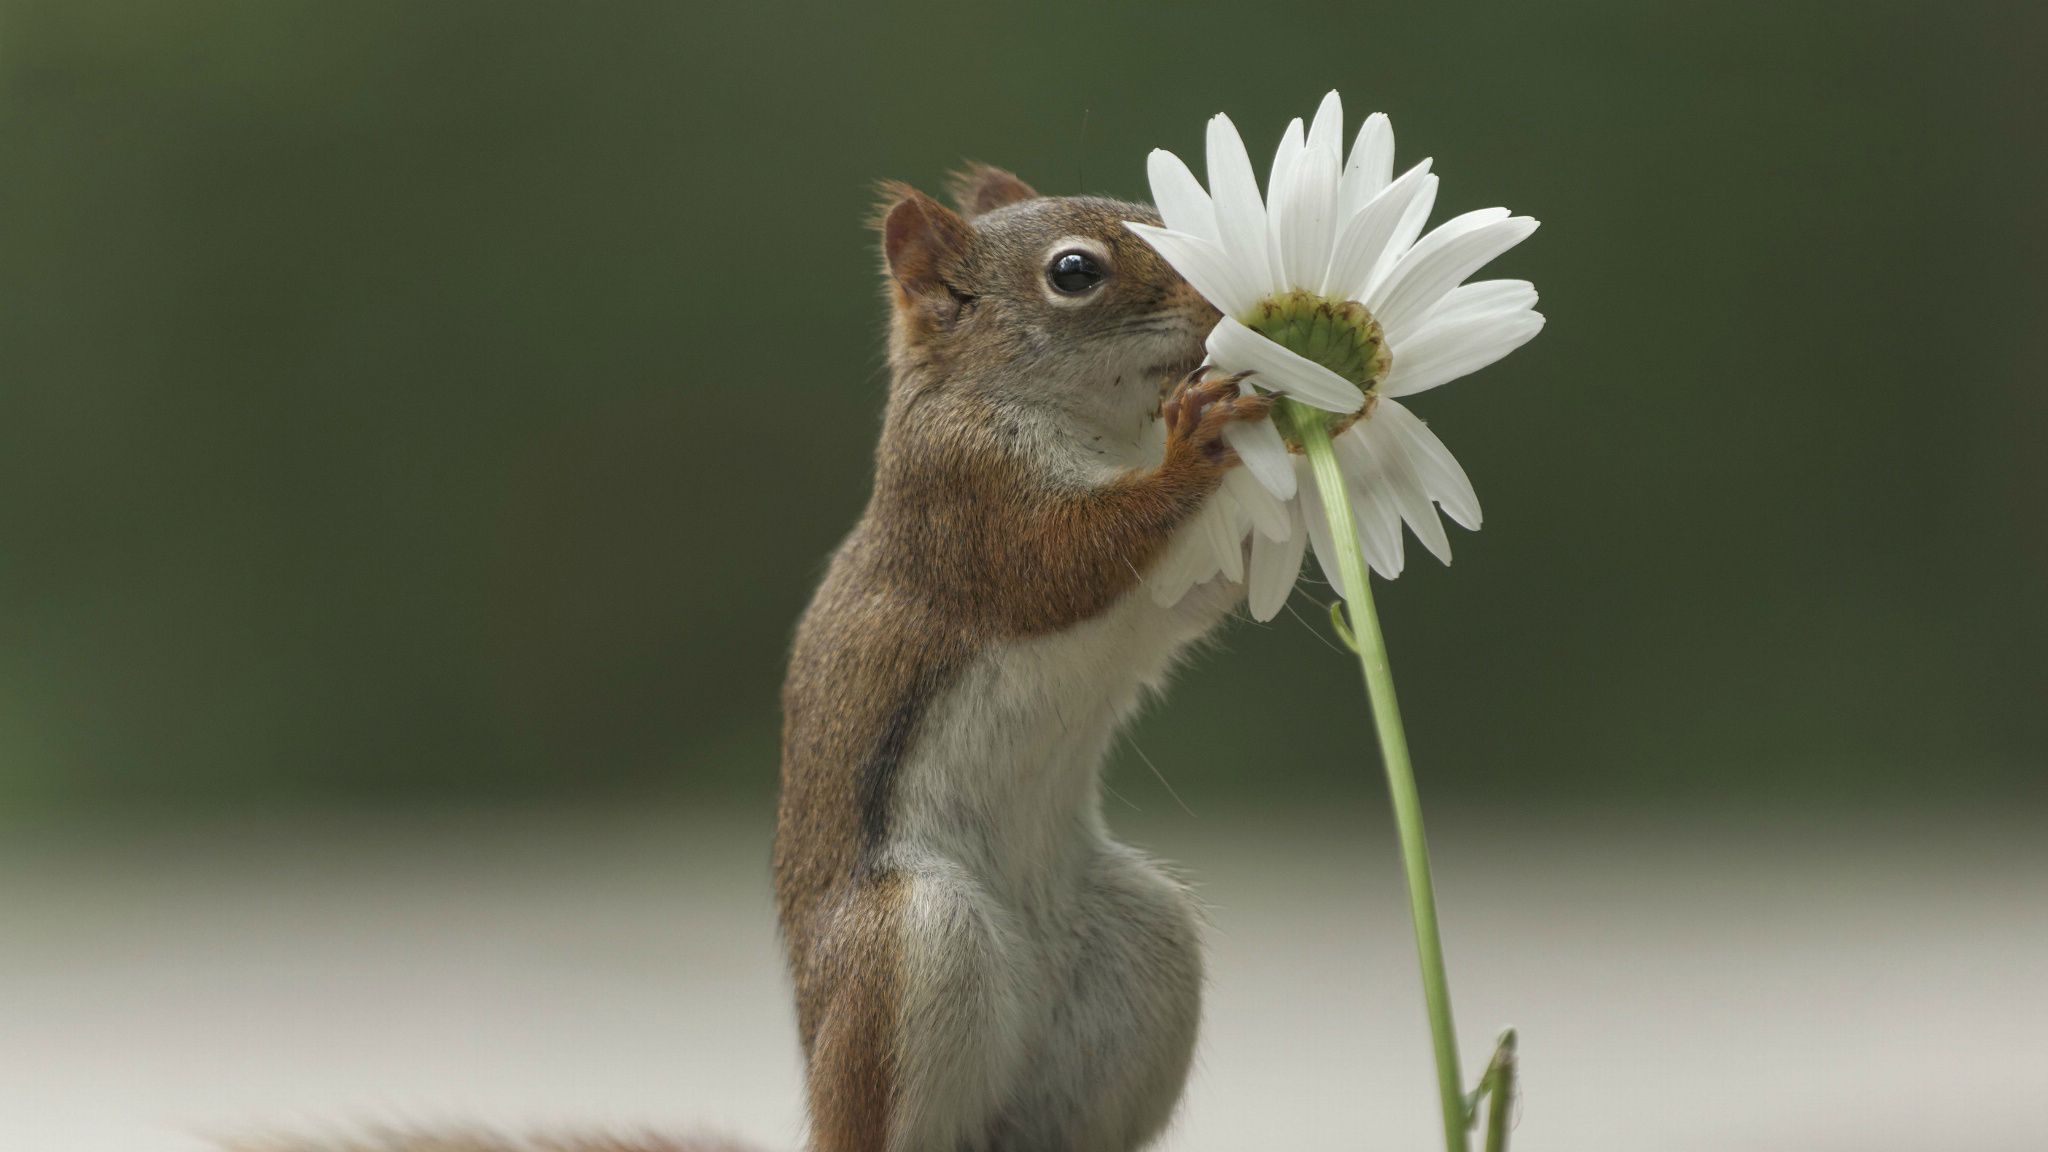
[1102,778,1141,812]
[1125,736,1198,818]
[1101,321,1182,339]
[1283,597,1347,656]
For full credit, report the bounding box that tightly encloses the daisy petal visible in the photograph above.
[1371,214,1539,342]
[1146,149,1218,244]
[1382,309,1545,397]
[1374,399,1481,530]
[1320,158,1434,299]
[1318,158,1433,301]
[1355,484,1407,580]
[1365,208,1513,314]
[1338,112,1394,221]
[1267,118,1306,203]
[1224,464,1291,542]
[1246,504,1309,621]
[1264,117,1306,288]
[1274,126,1340,293]
[1410,279,1538,334]
[1295,458,1348,600]
[1203,486,1247,583]
[1149,519,1209,606]
[1207,316,1366,413]
[1206,113,1275,300]
[1327,165,1441,305]
[1221,412,1297,501]
[1184,510,1229,581]
[1334,425,1406,578]
[1362,413,1453,565]
[1124,223,1257,319]
[1306,91,1345,160]
[1360,169,1440,302]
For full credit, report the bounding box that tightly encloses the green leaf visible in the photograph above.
[1328,599,1361,653]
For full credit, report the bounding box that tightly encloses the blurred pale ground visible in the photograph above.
[4,803,2045,1151]
[3,1,2046,1149]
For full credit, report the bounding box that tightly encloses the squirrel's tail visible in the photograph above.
[221,1130,767,1152]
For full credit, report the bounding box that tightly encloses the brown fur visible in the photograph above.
[774,174,1258,1151]
[800,871,909,1149]
[944,163,1039,219]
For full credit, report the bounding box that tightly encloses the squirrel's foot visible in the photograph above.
[1163,370,1271,468]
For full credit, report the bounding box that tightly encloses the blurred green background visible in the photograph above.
[2,0,2043,813]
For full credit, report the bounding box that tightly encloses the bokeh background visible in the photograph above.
[3,2,2044,1150]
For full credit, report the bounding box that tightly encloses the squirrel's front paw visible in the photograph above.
[1163,369,1273,469]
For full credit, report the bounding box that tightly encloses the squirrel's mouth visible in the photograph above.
[1152,346,1206,381]
[1148,355,1205,408]
[1146,323,1212,400]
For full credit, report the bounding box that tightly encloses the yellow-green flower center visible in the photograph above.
[1244,290,1391,444]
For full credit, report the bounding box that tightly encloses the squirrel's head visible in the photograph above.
[875,166,1221,417]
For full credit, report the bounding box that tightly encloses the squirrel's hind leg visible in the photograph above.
[1000,844,1203,1152]
[806,858,1031,1152]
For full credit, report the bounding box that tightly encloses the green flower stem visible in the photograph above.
[1292,402,1470,1152]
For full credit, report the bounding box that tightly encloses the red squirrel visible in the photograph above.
[236,166,1267,1152]
[773,166,1265,1152]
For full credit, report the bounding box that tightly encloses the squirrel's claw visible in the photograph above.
[1162,370,1273,469]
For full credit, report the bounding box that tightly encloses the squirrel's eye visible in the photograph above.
[1047,250,1107,295]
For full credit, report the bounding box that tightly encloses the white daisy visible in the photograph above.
[1129,93,1543,621]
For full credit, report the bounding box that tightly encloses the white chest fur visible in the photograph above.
[885,573,1233,896]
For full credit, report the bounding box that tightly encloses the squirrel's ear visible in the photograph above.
[877,182,973,307]
[946,163,1039,218]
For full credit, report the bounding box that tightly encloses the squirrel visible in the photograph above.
[772,164,1265,1152]
[230,165,1267,1152]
